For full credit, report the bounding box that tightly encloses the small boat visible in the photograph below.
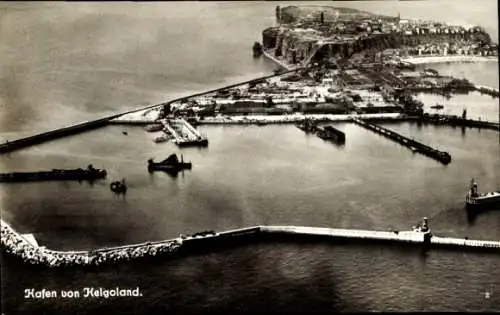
[252,42,263,57]
[110,179,127,194]
[153,135,169,143]
[430,104,444,110]
[144,124,164,132]
[148,154,192,173]
[122,131,128,135]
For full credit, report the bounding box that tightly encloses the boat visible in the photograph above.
[0,165,107,183]
[430,104,444,110]
[148,154,192,173]
[252,42,263,57]
[319,125,346,143]
[144,124,164,132]
[153,135,169,143]
[110,179,127,194]
[466,179,500,209]
[176,138,209,147]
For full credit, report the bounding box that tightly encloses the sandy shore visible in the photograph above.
[401,55,498,65]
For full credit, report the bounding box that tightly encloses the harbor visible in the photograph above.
[1,2,499,313]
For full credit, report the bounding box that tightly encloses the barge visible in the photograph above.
[176,138,209,147]
[316,125,346,144]
[466,179,500,210]
[0,165,107,183]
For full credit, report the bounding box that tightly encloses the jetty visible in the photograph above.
[351,117,452,164]
[162,119,208,147]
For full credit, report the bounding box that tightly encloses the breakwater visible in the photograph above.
[3,218,500,269]
[0,115,122,154]
[0,70,305,154]
[352,117,452,164]
[1,220,182,268]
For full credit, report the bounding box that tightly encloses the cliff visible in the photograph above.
[264,6,496,67]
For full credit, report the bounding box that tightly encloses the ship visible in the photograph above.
[465,179,500,209]
[0,165,107,183]
[148,154,192,173]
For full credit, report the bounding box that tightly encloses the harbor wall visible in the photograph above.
[0,115,120,154]
[2,218,500,269]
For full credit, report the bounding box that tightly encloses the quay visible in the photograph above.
[3,217,500,269]
[351,117,452,164]
[198,113,407,126]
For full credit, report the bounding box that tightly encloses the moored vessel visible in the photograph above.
[465,179,500,209]
[252,42,263,57]
[0,165,107,183]
[430,104,444,110]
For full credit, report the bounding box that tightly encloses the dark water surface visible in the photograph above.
[1,1,499,313]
